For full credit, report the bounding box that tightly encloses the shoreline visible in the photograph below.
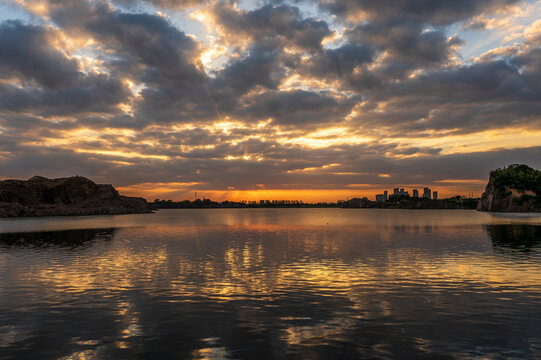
[5,207,539,221]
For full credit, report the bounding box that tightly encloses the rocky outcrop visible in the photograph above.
[477,167,540,212]
[0,176,151,217]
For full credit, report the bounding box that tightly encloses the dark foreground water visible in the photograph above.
[1,209,541,359]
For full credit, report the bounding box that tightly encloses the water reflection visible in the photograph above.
[0,210,541,359]
[0,228,115,249]
[487,224,541,252]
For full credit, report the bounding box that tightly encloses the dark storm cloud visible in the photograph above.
[316,0,519,25]
[307,0,512,87]
[346,45,541,135]
[399,60,535,102]
[304,43,374,78]
[238,90,358,126]
[203,2,336,115]
[510,47,541,74]
[0,21,80,89]
[302,24,460,92]
[47,1,213,123]
[383,146,541,183]
[201,43,298,124]
[92,14,204,88]
[112,0,202,9]
[214,45,285,95]
[346,21,462,67]
[0,79,128,116]
[0,20,129,115]
[211,3,332,51]
[52,3,206,89]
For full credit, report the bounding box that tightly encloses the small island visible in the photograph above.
[0,176,151,217]
[477,164,541,212]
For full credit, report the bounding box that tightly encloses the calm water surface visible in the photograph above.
[1,209,541,359]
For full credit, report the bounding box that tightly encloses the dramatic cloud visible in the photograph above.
[0,0,540,200]
[208,3,332,51]
[346,21,462,67]
[0,21,80,89]
[238,90,359,127]
[317,0,520,25]
[112,0,202,9]
[0,20,129,115]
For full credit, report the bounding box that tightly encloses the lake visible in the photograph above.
[1,209,541,359]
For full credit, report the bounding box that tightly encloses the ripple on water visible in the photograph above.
[0,209,541,359]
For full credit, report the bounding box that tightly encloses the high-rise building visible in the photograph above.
[413,189,419,197]
[393,188,399,196]
[433,191,438,200]
[423,187,431,199]
[376,190,388,203]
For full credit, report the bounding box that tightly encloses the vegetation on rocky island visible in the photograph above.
[478,164,541,212]
[491,164,541,194]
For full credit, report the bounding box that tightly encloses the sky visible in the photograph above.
[0,0,540,202]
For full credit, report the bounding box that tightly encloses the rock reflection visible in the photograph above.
[487,224,541,252]
[0,228,115,249]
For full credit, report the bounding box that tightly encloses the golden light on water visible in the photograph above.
[2,209,541,357]
[12,223,541,298]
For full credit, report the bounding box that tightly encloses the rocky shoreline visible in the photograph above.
[0,176,151,218]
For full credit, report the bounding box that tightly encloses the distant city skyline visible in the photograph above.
[375,186,441,202]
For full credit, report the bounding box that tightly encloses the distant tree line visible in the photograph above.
[151,199,338,209]
[441,196,479,209]
[152,193,484,210]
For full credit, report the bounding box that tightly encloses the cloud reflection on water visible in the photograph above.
[0,210,541,359]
